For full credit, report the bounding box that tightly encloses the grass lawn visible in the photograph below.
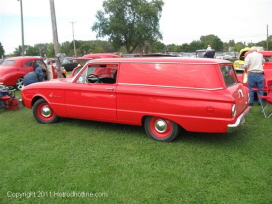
[1,92,272,204]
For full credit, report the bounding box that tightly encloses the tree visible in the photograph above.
[150,41,165,53]
[35,43,49,57]
[25,46,39,56]
[177,43,190,52]
[92,0,164,53]
[234,42,244,52]
[200,34,223,51]
[189,40,205,52]
[13,46,23,56]
[46,43,56,57]
[0,42,5,57]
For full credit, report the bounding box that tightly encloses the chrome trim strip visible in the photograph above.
[117,83,224,91]
[87,60,220,65]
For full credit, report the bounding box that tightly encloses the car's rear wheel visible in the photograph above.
[33,99,59,123]
[15,77,24,90]
[144,116,180,142]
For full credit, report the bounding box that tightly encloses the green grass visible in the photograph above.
[1,93,272,204]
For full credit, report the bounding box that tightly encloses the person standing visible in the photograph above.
[23,62,45,86]
[204,45,214,58]
[243,47,265,106]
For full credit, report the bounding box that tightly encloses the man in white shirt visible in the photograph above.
[243,47,265,106]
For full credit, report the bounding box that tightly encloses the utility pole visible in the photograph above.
[70,22,77,57]
[49,0,62,77]
[267,25,269,51]
[18,0,25,56]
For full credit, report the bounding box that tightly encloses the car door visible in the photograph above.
[65,63,118,121]
[21,59,35,76]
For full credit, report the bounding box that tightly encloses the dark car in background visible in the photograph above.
[196,49,215,58]
[61,57,78,72]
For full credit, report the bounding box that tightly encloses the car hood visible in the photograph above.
[22,78,70,90]
[238,47,250,60]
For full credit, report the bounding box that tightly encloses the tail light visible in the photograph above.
[232,104,236,117]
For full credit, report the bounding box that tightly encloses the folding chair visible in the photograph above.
[253,80,272,118]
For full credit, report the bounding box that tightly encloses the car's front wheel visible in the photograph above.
[144,116,180,142]
[33,99,59,123]
[15,77,24,90]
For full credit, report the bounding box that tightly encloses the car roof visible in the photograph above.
[245,51,272,57]
[82,53,119,58]
[4,56,43,61]
[85,57,230,64]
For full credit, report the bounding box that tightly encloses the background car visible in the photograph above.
[223,52,238,61]
[196,49,215,58]
[0,56,64,90]
[61,57,78,71]
[44,58,67,78]
[235,51,272,91]
[233,47,251,70]
[215,52,224,59]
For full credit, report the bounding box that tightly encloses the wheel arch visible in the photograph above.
[141,115,184,130]
[31,96,44,107]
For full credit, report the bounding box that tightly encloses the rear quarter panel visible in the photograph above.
[116,62,245,133]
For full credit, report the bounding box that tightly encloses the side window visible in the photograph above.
[35,60,47,70]
[220,65,237,87]
[24,60,33,67]
[2,60,15,65]
[76,65,99,83]
[76,64,118,84]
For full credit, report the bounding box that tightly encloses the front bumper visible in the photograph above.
[227,106,251,133]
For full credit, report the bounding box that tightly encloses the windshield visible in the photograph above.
[220,65,237,87]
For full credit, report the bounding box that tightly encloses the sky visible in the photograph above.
[0,0,271,54]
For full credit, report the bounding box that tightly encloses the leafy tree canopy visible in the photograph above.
[92,0,164,53]
[0,42,5,57]
[200,34,223,51]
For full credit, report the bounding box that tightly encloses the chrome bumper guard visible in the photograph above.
[228,106,252,133]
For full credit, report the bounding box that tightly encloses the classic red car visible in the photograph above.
[236,51,272,90]
[22,57,251,141]
[0,56,65,90]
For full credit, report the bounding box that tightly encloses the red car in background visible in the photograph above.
[236,51,272,91]
[67,53,119,78]
[0,56,66,90]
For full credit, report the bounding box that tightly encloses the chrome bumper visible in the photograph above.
[227,106,251,133]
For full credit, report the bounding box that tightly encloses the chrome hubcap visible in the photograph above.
[155,119,167,133]
[41,106,51,117]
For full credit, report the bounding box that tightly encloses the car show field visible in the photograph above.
[1,92,271,203]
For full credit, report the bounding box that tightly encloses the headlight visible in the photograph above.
[232,104,236,117]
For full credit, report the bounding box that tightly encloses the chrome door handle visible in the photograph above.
[106,88,114,91]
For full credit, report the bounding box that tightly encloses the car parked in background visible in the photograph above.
[233,47,251,70]
[0,56,64,90]
[61,57,78,71]
[196,49,215,58]
[215,52,224,59]
[44,58,67,78]
[223,52,238,61]
[67,53,119,78]
[236,51,272,92]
